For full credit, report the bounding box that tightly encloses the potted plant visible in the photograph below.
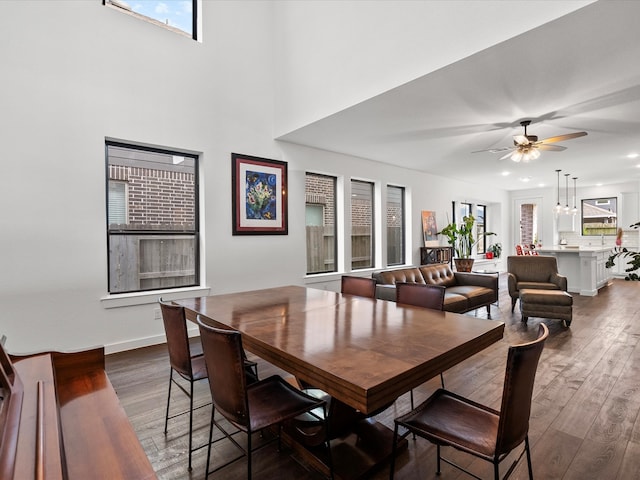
[606,221,640,280]
[487,243,502,259]
[438,214,495,272]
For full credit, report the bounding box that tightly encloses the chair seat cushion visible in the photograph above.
[520,289,573,306]
[247,375,324,432]
[396,389,498,458]
[516,281,560,291]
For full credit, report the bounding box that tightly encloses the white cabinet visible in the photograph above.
[619,192,639,230]
[596,250,612,288]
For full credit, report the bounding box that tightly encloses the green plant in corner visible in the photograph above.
[438,215,496,259]
[606,221,640,280]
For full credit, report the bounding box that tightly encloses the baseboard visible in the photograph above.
[105,326,200,354]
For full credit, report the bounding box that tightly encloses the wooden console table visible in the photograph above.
[420,246,453,267]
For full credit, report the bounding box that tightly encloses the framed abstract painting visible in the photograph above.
[231,153,288,235]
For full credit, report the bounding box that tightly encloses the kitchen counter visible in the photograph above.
[536,246,613,295]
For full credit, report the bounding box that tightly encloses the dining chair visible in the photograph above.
[159,298,210,471]
[341,275,376,298]
[396,282,446,409]
[159,299,259,471]
[197,317,332,480]
[389,323,549,480]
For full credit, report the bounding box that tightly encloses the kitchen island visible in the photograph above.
[536,246,613,296]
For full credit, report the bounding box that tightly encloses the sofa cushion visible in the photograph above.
[443,292,469,313]
[448,285,495,307]
[419,264,457,287]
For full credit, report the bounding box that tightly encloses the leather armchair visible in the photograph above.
[507,255,567,312]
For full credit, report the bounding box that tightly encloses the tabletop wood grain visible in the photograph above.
[179,285,504,414]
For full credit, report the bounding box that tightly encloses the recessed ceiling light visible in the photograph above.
[596,183,603,186]
[538,183,545,187]
[628,153,639,159]
[519,177,531,183]
[501,171,510,176]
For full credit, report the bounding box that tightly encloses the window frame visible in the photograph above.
[305,172,338,275]
[350,179,375,270]
[104,0,199,41]
[386,184,405,266]
[105,140,200,294]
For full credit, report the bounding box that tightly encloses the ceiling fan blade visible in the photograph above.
[537,144,567,152]
[471,146,513,154]
[538,131,588,144]
[499,150,515,160]
[513,135,529,145]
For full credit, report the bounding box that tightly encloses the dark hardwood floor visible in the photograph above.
[106,276,640,479]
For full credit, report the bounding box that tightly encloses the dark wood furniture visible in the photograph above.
[197,321,330,479]
[390,323,548,480]
[420,246,453,267]
[178,285,504,479]
[0,343,156,480]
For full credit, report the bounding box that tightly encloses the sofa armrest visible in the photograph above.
[454,272,497,290]
[550,272,568,291]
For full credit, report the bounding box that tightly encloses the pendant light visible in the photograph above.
[563,173,570,213]
[571,177,578,214]
[553,169,562,214]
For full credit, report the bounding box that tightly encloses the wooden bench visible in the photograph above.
[1,343,157,480]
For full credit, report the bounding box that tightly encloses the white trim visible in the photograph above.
[101,285,211,309]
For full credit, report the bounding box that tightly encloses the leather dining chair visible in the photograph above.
[389,323,549,480]
[341,275,376,298]
[396,282,446,409]
[159,298,210,471]
[197,318,332,480]
[160,299,259,471]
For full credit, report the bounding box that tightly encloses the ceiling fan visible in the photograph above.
[473,120,587,162]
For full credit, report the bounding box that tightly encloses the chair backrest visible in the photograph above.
[507,255,559,283]
[496,323,549,455]
[396,283,445,310]
[159,299,193,378]
[341,276,376,298]
[197,318,250,430]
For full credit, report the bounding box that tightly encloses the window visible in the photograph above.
[305,173,336,274]
[582,197,617,235]
[476,204,487,254]
[351,180,374,269]
[106,142,199,294]
[386,185,405,265]
[105,0,197,40]
[459,202,472,220]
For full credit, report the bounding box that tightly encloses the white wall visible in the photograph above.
[273,0,594,136]
[1,1,508,354]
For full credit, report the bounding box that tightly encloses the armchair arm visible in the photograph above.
[507,272,518,296]
[550,272,568,291]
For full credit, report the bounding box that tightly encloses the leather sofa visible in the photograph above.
[372,264,498,317]
[507,255,568,312]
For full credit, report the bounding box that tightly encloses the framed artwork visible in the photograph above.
[422,210,438,246]
[232,153,288,235]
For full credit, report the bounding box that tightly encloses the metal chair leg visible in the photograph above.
[525,436,534,479]
[164,368,173,433]
[188,380,194,471]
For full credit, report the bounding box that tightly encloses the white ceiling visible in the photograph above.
[277,2,640,191]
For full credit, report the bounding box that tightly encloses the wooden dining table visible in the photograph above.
[178,285,505,479]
